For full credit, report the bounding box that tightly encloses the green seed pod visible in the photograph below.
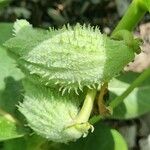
[19,80,93,143]
[4,20,138,93]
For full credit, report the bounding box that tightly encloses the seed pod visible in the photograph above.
[19,80,92,143]
[4,20,137,93]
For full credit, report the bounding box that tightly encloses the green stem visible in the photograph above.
[109,68,150,108]
[89,115,103,125]
[90,0,150,125]
[110,0,150,110]
[76,89,97,123]
[112,0,148,34]
[90,68,150,124]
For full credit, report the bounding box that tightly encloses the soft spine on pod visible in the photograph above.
[3,19,140,143]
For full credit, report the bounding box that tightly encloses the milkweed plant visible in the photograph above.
[0,0,150,149]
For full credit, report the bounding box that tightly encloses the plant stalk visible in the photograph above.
[90,0,150,125]
[109,68,150,108]
[76,89,97,123]
[112,0,148,34]
[90,68,150,124]
[110,0,150,109]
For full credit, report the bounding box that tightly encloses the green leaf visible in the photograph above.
[109,72,150,119]
[3,138,26,150]
[0,23,25,141]
[0,22,24,116]
[3,135,46,150]
[0,46,25,141]
[0,116,24,141]
[0,23,13,44]
[144,0,150,12]
[61,123,127,150]
[0,0,11,8]
[0,46,24,115]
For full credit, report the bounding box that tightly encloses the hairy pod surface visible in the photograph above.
[19,80,92,143]
[4,20,136,93]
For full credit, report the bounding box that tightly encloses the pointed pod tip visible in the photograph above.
[13,19,32,36]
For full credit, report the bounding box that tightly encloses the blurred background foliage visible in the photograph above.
[0,0,149,31]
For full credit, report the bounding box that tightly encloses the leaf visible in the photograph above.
[0,48,25,140]
[3,138,26,150]
[3,135,46,150]
[0,46,24,115]
[0,116,24,141]
[145,0,150,12]
[0,23,25,141]
[0,22,24,115]
[109,72,150,119]
[0,23,13,44]
[61,123,127,150]
[0,0,11,8]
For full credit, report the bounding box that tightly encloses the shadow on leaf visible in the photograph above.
[0,76,24,117]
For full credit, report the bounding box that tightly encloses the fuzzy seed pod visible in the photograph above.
[4,20,138,93]
[19,80,93,143]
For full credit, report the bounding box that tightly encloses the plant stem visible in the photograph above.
[112,0,148,34]
[76,89,97,123]
[90,68,150,124]
[110,0,150,109]
[89,115,103,125]
[109,68,150,108]
[97,82,109,115]
[89,0,150,125]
